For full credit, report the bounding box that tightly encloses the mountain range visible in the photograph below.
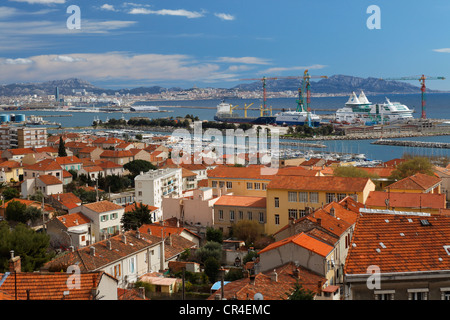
[0,75,441,97]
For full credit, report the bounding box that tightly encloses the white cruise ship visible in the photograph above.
[275,110,321,126]
[334,91,414,125]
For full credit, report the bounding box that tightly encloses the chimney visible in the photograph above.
[122,234,127,244]
[317,218,322,226]
[293,267,300,279]
[270,269,278,282]
[147,228,152,235]
[136,231,140,239]
[106,240,112,250]
[69,246,74,252]
[90,246,95,256]
[139,287,145,299]
[329,208,335,217]
[9,250,21,273]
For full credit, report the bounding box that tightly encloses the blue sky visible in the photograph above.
[1,0,450,90]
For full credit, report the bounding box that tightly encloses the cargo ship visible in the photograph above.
[213,100,276,124]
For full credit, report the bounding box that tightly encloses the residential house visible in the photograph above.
[0,254,119,300]
[0,198,56,224]
[64,141,89,156]
[135,168,182,210]
[78,146,104,160]
[46,211,92,249]
[2,148,36,162]
[100,150,134,166]
[129,148,151,162]
[258,232,336,286]
[138,220,201,248]
[265,175,375,235]
[42,230,164,288]
[162,187,222,230]
[79,200,125,242]
[386,172,442,194]
[434,165,450,202]
[365,191,446,215]
[125,202,159,223]
[23,159,63,181]
[213,195,267,236]
[181,167,197,191]
[55,156,83,173]
[78,165,104,181]
[33,146,59,158]
[13,127,47,149]
[207,262,326,300]
[0,160,23,183]
[48,192,82,212]
[94,160,124,177]
[344,211,450,300]
[21,174,63,198]
[109,191,135,207]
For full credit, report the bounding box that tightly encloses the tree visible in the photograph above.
[333,166,379,179]
[196,241,222,264]
[5,200,28,223]
[389,157,434,181]
[123,160,156,178]
[121,202,153,231]
[0,221,54,272]
[231,220,264,246]
[206,227,223,244]
[287,283,316,300]
[204,257,221,283]
[2,187,19,201]
[58,136,67,157]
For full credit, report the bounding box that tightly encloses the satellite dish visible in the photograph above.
[254,293,264,300]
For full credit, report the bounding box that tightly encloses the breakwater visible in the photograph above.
[372,139,450,149]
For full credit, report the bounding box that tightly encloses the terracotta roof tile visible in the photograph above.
[57,212,91,228]
[24,159,61,171]
[267,175,371,192]
[387,172,441,191]
[365,191,446,210]
[83,200,123,213]
[345,212,450,275]
[259,232,333,257]
[38,174,62,185]
[214,195,266,208]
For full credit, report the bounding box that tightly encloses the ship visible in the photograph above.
[333,91,414,125]
[275,110,321,126]
[130,105,160,112]
[213,100,276,124]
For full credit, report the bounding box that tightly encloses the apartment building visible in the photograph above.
[134,168,182,211]
[265,176,376,235]
[0,125,47,150]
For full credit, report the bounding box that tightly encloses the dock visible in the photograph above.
[372,139,450,149]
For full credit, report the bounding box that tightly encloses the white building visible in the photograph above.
[134,168,182,213]
[79,200,125,243]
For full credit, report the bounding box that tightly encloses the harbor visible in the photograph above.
[372,139,450,149]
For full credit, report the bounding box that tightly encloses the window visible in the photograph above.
[226,181,233,189]
[239,211,244,220]
[218,210,224,220]
[326,193,336,203]
[219,181,225,188]
[138,191,142,196]
[254,183,261,190]
[440,288,450,300]
[310,192,319,203]
[114,264,121,278]
[101,215,108,222]
[298,192,308,202]
[274,197,279,208]
[288,192,297,202]
[337,193,347,201]
[247,211,253,220]
[288,209,298,219]
[374,290,395,300]
[229,210,235,221]
[275,214,280,225]
[408,289,428,300]
[262,183,267,190]
[212,181,218,187]
[259,212,264,223]
[299,209,306,217]
[129,257,136,274]
[110,212,118,220]
[247,182,253,190]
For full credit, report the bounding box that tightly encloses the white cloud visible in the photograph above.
[128,8,205,18]
[214,13,235,21]
[217,56,271,65]
[51,55,86,63]
[8,0,65,4]
[433,48,450,53]
[0,52,227,84]
[259,64,327,74]
[2,58,34,65]
[100,4,117,12]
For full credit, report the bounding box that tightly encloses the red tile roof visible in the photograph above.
[100,150,133,158]
[50,192,82,205]
[38,174,62,185]
[0,271,107,300]
[267,175,371,192]
[55,156,82,165]
[57,212,91,228]
[365,191,446,210]
[207,262,326,300]
[259,232,333,257]
[214,195,266,208]
[6,148,35,155]
[386,172,441,191]
[83,200,123,213]
[24,159,61,171]
[345,212,450,275]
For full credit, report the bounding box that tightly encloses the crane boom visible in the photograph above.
[380,74,445,119]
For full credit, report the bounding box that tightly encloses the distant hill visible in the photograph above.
[0,75,441,97]
[233,74,438,94]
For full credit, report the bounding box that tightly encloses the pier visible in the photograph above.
[372,139,450,149]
